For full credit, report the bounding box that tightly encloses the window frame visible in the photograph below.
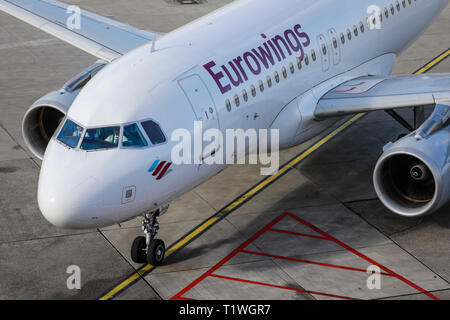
[225,98,232,112]
[55,117,85,150]
[234,94,240,107]
[250,85,257,97]
[54,117,168,151]
[120,122,150,149]
[242,89,249,102]
[267,75,273,88]
[258,79,265,92]
[140,118,168,147]
[80,125,122,152]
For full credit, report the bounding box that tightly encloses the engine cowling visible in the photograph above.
[22,89,79,159]
[373,126,450,217]
[22,61,106,159]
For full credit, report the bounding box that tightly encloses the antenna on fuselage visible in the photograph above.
[151,35,158,53]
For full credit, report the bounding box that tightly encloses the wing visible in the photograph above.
[315,74,450,119]
[0,0,160,61]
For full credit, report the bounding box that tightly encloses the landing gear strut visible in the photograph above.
[131,207,167,266]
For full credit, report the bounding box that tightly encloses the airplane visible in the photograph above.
[1,0,449,266]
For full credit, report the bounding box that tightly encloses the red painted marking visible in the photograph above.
[177,296,197,301]
[332,79,387,95]
[171,212,439,300]
[269,228,330,240]
[209,274,360,300]
[156,162,172,180]
[284,212,440,300]
[152,161,166,176]
[240,249,393,276]
[334,86,357,93]
[170,214,286,300]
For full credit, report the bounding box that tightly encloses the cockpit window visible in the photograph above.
[57,119,84,148]
[141,120,166,145]
[122,123,148,148]
[81,126,120,150]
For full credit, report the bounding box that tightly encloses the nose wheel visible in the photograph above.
[130,210,166,266]
[147,239,165,266]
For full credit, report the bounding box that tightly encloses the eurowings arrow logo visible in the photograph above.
[148,160,172,180]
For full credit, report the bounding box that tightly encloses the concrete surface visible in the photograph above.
[0,0,449,300]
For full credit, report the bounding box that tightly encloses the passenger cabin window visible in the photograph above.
[225,98,232,111]
[267,75,272,87]
[297,57,302,69]
[289,62,295,74]
[282,66,288,78]
[57,119,84,148]
[81,126,120,150]
[275,71,281,82]
[141,120,166,145]
[251,85,257,97]
[243,89,248,102]
[259,80,265,92]
[122,123,148,148]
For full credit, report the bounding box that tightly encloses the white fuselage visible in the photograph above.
[38,0,448,228]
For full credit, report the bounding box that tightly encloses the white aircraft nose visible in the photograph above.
[38,173,104,229]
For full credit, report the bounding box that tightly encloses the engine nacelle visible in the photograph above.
[22,62,106,159]
[22,90,79,159]
[374,126,450,217]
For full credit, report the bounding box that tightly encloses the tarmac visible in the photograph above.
[0,0,449,300]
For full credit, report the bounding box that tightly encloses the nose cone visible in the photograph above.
[38,175,103,229]
[37,141,113,229]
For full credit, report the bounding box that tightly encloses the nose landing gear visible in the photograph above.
[131,206,168,266]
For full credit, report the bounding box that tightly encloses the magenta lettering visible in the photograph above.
[243,51,262,75]
[203,61,232,94]
[203,23,311,95]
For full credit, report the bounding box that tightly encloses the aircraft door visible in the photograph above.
[179,75,219,127]
[317,34,330,72]
[178,74,220,163]
[328,28,341,65]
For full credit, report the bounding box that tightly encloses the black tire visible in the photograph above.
[147,239,165,266]
[131,236,147,263]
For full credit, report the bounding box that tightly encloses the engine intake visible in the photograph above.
[22,62,106,159]
[22,90,78,159]
[374,126,450,217]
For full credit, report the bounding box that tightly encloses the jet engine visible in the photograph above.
[373,105,450,217]
[22,62,106,159]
